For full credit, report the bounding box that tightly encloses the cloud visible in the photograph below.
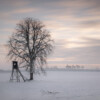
[0,44,8,54]
[65,37,100,48]
[48,37,100,65]
[48,57,76,62]
[0,7,38,18]
[48,39,100,65]
[12,8,38,14]
[79,21,100,29]
[0,0,30,8]
[0,28,14,32]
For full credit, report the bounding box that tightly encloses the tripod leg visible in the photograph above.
[18,69,25,82]
[10,68,14,81]
[16,69,20,82]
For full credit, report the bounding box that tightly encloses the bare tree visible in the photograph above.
[7,18,53,80]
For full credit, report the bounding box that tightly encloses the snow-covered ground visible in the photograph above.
[0,71,100,100]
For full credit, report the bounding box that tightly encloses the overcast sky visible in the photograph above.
[0,0,100,69]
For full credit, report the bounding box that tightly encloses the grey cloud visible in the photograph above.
[83,37,100,43]
[79,21,100,28]
[55,37,100,48]
[70,37,100,47]
[49,38,100,64]
[50,45,100,65]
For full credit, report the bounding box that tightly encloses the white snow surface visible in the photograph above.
[0,71,100,100]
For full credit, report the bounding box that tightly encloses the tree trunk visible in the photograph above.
[30,72,33,80]
[30,61,34,80]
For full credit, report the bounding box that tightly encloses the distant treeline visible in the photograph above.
[66,64,84,69]
[45,65,100,71]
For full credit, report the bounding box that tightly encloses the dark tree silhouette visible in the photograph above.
[7,18,53,80]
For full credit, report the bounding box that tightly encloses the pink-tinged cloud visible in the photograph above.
[12,8,38,14]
